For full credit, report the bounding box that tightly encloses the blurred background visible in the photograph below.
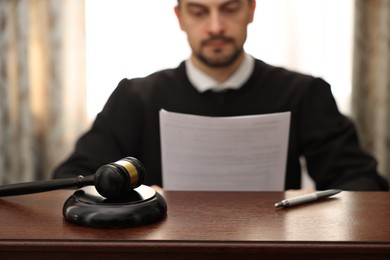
[0,0,389,185]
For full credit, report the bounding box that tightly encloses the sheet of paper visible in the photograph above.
[159,109,290,191]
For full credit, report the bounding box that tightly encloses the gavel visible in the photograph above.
[0,157,146,200]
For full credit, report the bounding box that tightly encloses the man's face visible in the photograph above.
[175,0,256,68]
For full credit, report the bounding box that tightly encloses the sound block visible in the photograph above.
[63,185,167,228]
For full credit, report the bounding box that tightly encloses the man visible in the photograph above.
[53,0,388,191]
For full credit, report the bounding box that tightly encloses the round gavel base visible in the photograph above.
[63,185,167,228]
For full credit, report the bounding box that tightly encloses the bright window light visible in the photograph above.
[85,0,354,120]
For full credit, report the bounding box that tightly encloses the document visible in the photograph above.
[159,109,291,191]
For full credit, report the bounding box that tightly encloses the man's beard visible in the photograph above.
[195,36,243,68]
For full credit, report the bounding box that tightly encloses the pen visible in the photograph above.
[274,189,342,208]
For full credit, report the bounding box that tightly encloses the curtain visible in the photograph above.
[0,0,87,184]
[352,0,390,180]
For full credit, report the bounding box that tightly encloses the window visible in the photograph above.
[85,0,354,120]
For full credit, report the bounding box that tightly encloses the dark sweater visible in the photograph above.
[53,59,388,191]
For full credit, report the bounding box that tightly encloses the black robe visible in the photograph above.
[53,59,388,191]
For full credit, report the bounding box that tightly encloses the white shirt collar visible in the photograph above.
[185,53,255,93]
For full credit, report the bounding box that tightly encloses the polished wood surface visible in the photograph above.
[1,189,390,259]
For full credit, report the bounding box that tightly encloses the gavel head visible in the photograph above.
[94,157,146,200]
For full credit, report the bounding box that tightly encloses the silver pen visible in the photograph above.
[274,189,342,208]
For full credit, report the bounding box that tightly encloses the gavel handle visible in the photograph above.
[0,175,94,197]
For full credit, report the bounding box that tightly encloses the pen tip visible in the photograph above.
[275,202,283,208]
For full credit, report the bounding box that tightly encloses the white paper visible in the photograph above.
[159,110,290,191]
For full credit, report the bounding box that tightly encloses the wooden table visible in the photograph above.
[0,189,390,259]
